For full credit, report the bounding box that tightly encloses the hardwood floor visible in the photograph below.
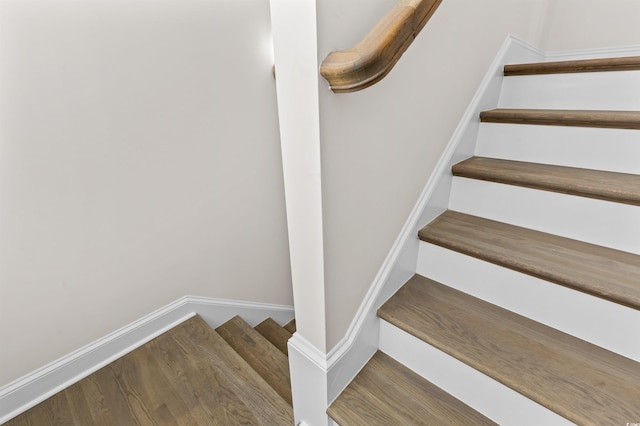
[5,315,294,425]
[328,352,496,425]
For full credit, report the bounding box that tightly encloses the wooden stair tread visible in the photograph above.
[173,315,294,423]
[216,315,292,405]
[148,329,263,424]
[378,275,640,424]
[418,210,640,309]
[283,318,296,334]
[504,55,640,76]
[328,351,496,425]
[6,315,293,425]
[480,108,640,129]
[452,156,640,205]
[254,317,292,355]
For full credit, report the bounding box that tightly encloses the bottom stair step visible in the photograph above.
[327,351,495,425]
[378,274,640,424]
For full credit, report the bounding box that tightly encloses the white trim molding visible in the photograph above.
[0,296,294,424]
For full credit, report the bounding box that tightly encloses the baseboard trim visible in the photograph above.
[0,296,294,424]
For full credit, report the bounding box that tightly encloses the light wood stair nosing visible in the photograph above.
[479,108,640,129]
[504,56,640,76]
[452,156,640,206]
[418,210,640,310]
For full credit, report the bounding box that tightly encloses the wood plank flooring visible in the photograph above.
[377,275,640,425]
[5,315,294,425]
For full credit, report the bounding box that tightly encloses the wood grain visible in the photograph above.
[176,316,294,424]
[480,108,640,129]
[254,317,292,355]
[452,156,640,205]
[504,56,640,76]
[216,316,293,406]
[283,319,296,334]
[419,210,640,309]
[319,0,442,93]
[378,275,640,425]
[328,351,496,425]
[5,315,294,425]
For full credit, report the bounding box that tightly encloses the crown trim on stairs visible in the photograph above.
[0,296,294,424]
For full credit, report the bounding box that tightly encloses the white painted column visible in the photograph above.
[269,0,330,424]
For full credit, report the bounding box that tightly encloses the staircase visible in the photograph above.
[6,315,296,425]
[328,56,640,424]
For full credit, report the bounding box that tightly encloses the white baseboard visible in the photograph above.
[288,334,331,426]
[0,296,294,424]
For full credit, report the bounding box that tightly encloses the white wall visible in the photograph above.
[0,0,292,386]
[540,0,640,51]
[315,0,640,351]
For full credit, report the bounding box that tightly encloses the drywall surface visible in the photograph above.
[315,0,640,351]
[0,0,291,386]
[539,0,640,52]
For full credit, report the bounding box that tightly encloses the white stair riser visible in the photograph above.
[416,243,640,362]
[475,123,640,174]
[498,71,640,110]
[378,320,573,426]
[449,177,640,255]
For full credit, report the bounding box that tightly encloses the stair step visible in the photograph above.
[475,123,640,175]
[480,108,640,129]
[283,318,296,334]
[504,56,640,76]
[378,275,640,424]
[452,156,640,206]
[173,315,294,423]
[418,210,640,309]
[6,315,294,425]
[216,315,292,405]
[254,317,292,355]
[328,351,495,425]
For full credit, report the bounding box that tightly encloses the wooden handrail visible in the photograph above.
[320,0,442,93]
